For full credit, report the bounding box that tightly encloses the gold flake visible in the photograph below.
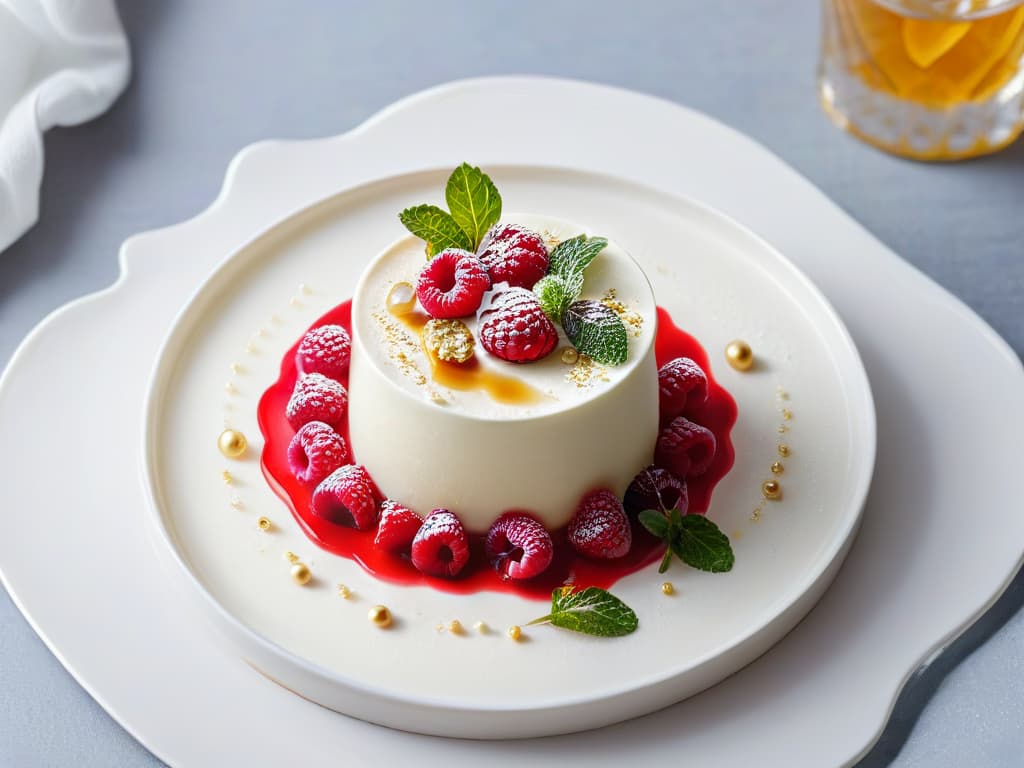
[448,620,464,635]
[423,319,475,363]
[778,443,791,457]
[601,288,644,336]
[283,551,299,564]
[781,408,793,421]
[771,461,784,475]
[222,470,232,485]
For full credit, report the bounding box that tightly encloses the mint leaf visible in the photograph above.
[527,586,638,638]
[533,273,581,320]
[398,204,472,257]
[638,509,669,539]
[548,235,608,282]
[670,515,734,573]
[562,300,628,366]
[445,163,501,249]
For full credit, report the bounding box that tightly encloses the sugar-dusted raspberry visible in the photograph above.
[484,513,554,580]
[655,416,717,478]
[623,466,689,515]
[411,509,470,577]
[477,223,550,289]
[658,357,708,421]
[568,489,632,560]
[415,249,491,319]
[296,324,351,380]
[374,500,423,553]
[311,464,378,530]
[477,287,558,363]
[287,421,348,486]
[286,373,348,431]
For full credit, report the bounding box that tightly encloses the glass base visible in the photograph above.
[819,58,1024,160]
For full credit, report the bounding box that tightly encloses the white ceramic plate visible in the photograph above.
[0,77,1021,765]
[141,167,874,738]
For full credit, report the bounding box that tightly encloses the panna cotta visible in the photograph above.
[347,214,659,533]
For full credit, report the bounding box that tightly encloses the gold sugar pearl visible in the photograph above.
[771,461,784,475]
[369,605,392,628]
[257,517,272,531]
[661,582,675,595]
[221,470,232,484]
[782,408,793,420]
[507,625,522,641]
[290,562,312,586]
[474,621,488,634]
[386,281,416,315]
[337,584,351,599]
[560,347,579,365]
[762,480,783,500]
[778,443,790,457]
[725,340,754,371]
[448,620,464,635]
[218,429,247,459]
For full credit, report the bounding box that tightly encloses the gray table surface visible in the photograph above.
[1,1,1022,765]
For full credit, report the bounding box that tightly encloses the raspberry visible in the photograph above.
[477,223,550,289]
[415,249,491,319]
[658,357,708,421]
[568,490,632,560]
[374,500,423,553]
[287,421,348,486]
[296,324,351,380]
[411,509,470,577]
[478,287,558,363]
[484,513,554,580]
[623,466,689,515]
[311,464,378,530]
[286,373,348,431]
[655,416,717,478]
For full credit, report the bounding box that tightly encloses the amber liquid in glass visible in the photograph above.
[820,0,1024,159]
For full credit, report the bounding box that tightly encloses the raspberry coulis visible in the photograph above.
[258,301,736,600]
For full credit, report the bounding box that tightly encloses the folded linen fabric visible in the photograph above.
[0,0,129,253]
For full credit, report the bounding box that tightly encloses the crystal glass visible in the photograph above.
[819,0,1024,160]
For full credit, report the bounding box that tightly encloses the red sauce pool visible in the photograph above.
[258,302,736,600]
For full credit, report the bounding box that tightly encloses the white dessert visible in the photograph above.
[348,214,659,533]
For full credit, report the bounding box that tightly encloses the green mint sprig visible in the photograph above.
[638,493,734,575]
[399,163,501,257]
[526,586,638,638]
[562,300,628,366]
[532,234,630,366]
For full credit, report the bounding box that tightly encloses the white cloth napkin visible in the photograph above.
[0,0,129,253]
